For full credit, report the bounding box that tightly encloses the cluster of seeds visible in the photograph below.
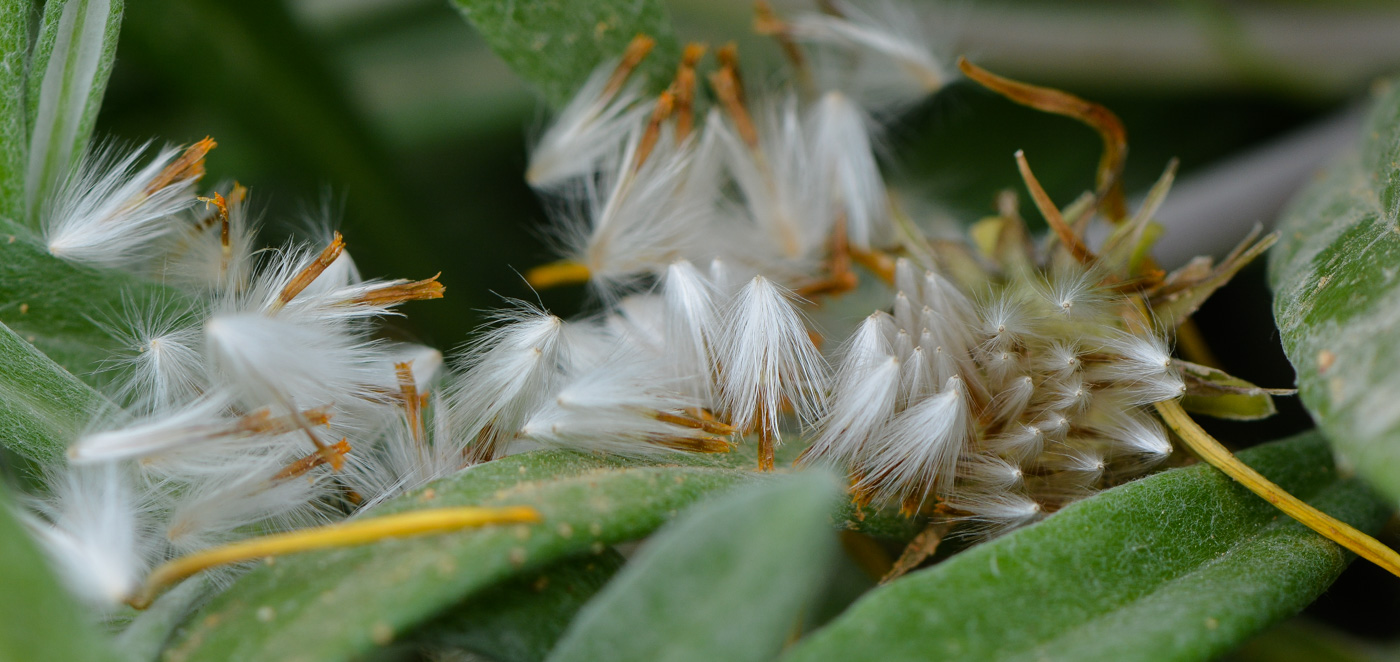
[26,142,453,604]
[10,0,1212,607]
[805,259,1183,532]
[501,0,1193,528]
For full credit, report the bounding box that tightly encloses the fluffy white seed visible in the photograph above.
[527,56,650,187]
[661,259,722,404]
[786,0,947,109]
[858,376,970,505]
[43,141,202,268]
[521,359,716,458]
[448,307,568,461]
[718,276,828,441]
[21,465,149,605]
[810,91,890,250]
[554,128,707,295]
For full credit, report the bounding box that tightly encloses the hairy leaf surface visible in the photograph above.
[783,433,1388,662]
[451,0,679,108]
[164,448,906,662]
[1270,78,1400,501]
[0,485,124,662]
[0,219,182,380]
[548,472,841,662]
[410,551,625,662]
[0,319,110,473]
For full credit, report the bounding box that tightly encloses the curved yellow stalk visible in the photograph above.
[129,505,541,609]
[1155,400,1400,577]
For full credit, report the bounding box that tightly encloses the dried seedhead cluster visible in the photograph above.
[9,0,1281,607]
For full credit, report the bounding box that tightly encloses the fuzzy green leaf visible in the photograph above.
[0,318,111,473]
[162,446,897,662]
[163,452,750,661]
[0,0,31,225]
[1269,77,1400,502]
[163,446,909,662]
[450,0,679,108]
[0,484,124,662]
[548,471,841,662]
[782,432,1388,662]
[115,576,212,662]
[23,0,123,226]
[409,551,625,662]
[0,219,183,380]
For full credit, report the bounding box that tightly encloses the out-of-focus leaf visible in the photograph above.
[0,0,31,224]
[782,433,1388,662]
[548,471,841,662]
[115,576,211,662]
[451,0,679,108]
[1269,77,1400,502]
[0,484,124,662]
[410,551,625,662]
[0,219,181,379]
[1230,619,1389,662]
[0,319,110,472]
[1178,359,1290,421]
[162,447,905,662]
[23,0,123,226]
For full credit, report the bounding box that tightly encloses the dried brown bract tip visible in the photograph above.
[273,439,352,481]
[672,42,708,142]
[273,232,346,311]
[351,273,446,308]
[634,91,676,170]
[708,64,758,148]
[603,34,658,98]
[145,136,216,195]
[716,42,746,105]
[753,1,812,90]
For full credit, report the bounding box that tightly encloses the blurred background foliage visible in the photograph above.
[88,0,1400,654]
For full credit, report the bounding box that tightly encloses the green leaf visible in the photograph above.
[0,220,182,380]
[163,445,910,662]
[0,319,111,472]
[115,576,212,662]
[409,551,625,662]
[1269,77,1400,502]
[548,471,841,662]
[782,432,1389,662]
[1232,619,1389,662]
[0,483,124,662]
[23,0,123,226]
[0,0,31,225]
[451,0,679,108]
[159,453,710,661]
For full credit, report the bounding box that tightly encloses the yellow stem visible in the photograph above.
[1155,400,1400,577]
[525,260,591,289]
[129,505,541,609]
